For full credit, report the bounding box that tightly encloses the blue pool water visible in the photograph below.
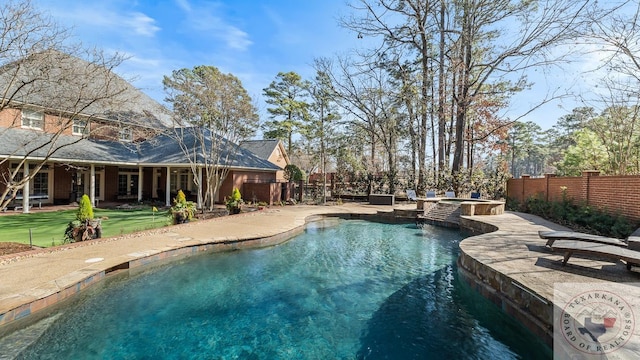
[13,219,550,359]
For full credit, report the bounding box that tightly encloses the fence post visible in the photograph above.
[521,174,530,203]
[545,173,556,202]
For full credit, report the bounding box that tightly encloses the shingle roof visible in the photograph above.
[239,139,280,161]
[0,50,172,129]
[139,129,280,170]
[0,127,280,171]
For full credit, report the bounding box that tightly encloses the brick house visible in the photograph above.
[0,51,289,211]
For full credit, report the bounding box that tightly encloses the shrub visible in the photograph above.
[225,188,243,213]
[284,164,304,182]
[521,195,636,239]
[76,194,94,222]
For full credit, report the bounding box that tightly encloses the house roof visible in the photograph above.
[0,127,281,171]
[239,139,281,160]
[0,50,279,172]
[0,50,172,129]
[239,139,289,167]
[139,129,281,170]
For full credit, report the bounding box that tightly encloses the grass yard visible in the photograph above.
[0,208,170,248]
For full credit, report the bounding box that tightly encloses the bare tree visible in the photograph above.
[0,0,130,210]
[577,1,640,175]
[324,55,404,194]
[341,0,590,192]
[163,65,259,210]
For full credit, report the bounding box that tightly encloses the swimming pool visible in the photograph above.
[8,218,550,359]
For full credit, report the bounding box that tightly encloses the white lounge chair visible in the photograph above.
[445,191,455,198]
[406,189,417,202]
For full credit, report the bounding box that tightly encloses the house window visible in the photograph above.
[72,120,89,135]
[21,109,44,130]
[32,172,48,195]
[9,163,52,199]
[118,169,139,197]
[170,169,193,193]
[119,127,133,142]
[95,173,102,198]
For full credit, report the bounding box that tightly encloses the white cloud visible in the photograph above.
[225,27,252,50]
[175,0,191,12]
[126,12,161,37]
[40,3,159,39]
[181,3,253,51]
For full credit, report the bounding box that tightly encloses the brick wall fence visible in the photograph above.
[507,171,640,223]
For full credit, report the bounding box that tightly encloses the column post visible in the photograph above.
[138,166,143,202]
[22,161,30,213]
[165,166,171,207]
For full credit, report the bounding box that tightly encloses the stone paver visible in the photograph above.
[459,211,640,353]
[460,212,639,301]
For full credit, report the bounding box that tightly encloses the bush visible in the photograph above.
[76,194,94,222]
[284,164,304,182]
[225,188,243,214]
[521,194,636,239]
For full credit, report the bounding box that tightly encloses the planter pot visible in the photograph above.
[174,213,189,224]
[230,207,241,215]
[89,219,102,239]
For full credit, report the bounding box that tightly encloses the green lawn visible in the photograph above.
[0,208,171,248]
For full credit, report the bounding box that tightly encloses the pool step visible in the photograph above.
[418,202,461,228]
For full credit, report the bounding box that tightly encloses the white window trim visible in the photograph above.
[119,127,133,142]
[118,169,139,197]
[72,119,89,136]
[170,169,194,193]
[21,109,44,130]
[9,162,53,203]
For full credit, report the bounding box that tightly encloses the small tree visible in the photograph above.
[284,164,304,182]
[76,194,94,222]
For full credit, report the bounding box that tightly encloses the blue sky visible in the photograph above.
[35,0,587,131]
[36,0,360,115]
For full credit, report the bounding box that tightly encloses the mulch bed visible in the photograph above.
[0,242,34,256]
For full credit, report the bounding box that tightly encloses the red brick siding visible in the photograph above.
[0,108,20,128]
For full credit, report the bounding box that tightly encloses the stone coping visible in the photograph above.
[457,212,640,349]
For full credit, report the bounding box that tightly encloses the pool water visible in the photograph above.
[12,219,550,359]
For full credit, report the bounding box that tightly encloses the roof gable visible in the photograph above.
[240,139,290,166]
